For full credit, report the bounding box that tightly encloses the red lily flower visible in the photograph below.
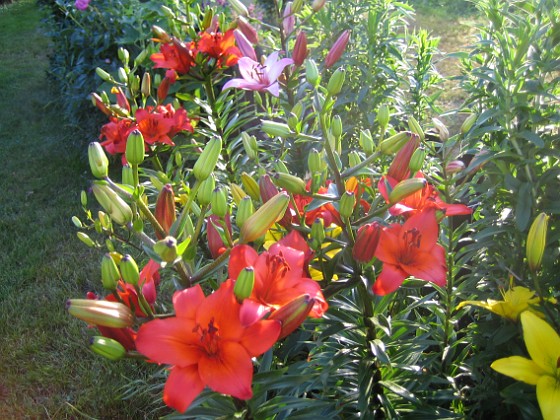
[197,29,241,67]
[136,280,281,413]
[135,107,175,146]
[151,40,195,74]
[155,104,194,137]
[99,117,137,155]
[228,242,328,326]
[373,208,447,295]
[378,172,471,218]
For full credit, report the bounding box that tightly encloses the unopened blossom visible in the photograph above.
[75,0,90,10]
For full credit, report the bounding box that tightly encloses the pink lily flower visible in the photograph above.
[222,52,294,97]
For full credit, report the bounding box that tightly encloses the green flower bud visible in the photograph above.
[121,164,134,186]
[326,68,345,96]
[359,129,375,155]
[81,190,88,207]
[292,101,304,119]
[310,217,325,251]
[305,59,320,86]
[125,130,145,166]
[119,254,139,286]
[71,216,82,228]
[90,336,127,361]
[348,150,362,168]
[153,236,178,263]
[230,183,248,205]
[193,138,222,181]
[409,147,426,173]
[241,132,258,160]
[118,47,129,65]
[240,192,290,242]
[389,178,427,204]
[88,142,109,179]
[233,267,255,302]
[95,67,112,82]
[66,299,133,328]
[377,105,390,130]
[292,0,304,13]
[91,182,133,226]
[461,113,477,135]
[101,253,120,290]
[308,148,326,173]
[141,72,151,98]
[230,0,249,16]
[407,116,425,141]
[432,118,449,142]
[331,115,343,138]
[241,172,261,201]
[201,7,214,31]
[236,196,254,228]
[197,175,216,207]
[77,232,96,248]
[117,67,127,83]
[339,191,356,219]
[287,112,299,132]
[261,120,293,138]
[379,132,412,155]
[211,186,228,218]
[527,213,549,272]
[274,159,289,174]
[273,172,307,195]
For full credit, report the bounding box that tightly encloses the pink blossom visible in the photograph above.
[222,52,293,97]
[75,0,90,10]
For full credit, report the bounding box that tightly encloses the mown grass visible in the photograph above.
[0,1,165,417]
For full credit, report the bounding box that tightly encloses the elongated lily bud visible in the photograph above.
[377,105,390,131]
[211,186,228,218]
[198,175,216,207]
[240,192,290,242]
[261,120,292,138]
[153,236,178,263]
[389,178,427,204]
[241,172,261,201]
[122,164,134,186]
[306,59,320,86]
[527,213,549,272]
[349,150,361,168]
[379,132,414,155]
[241,132,258,160]
[409,147,425,174]
[292,0,304,13]
[236,196,254,228]
[292,31,308,67]
[155,184,176,240]
[312,0,326,12]
[95,67,112,82]
[101,253,120,290]
[67,299,134,328]
[119,254,140,286]
[152,25,172,43]
[141,72,151,98]
[326,68,345,96]
[308,148,326,173]
[90,336,127,361]
[237,16,258,44]
[273,172,307,195]
[407,116,425,141]
[91,92,111,116]
[91,182,133,226]
[229,0,249,16]
[230,183,248,205]
[77,232,96,248]
[157,76,171,103]
[259,174,279,203]
[332,115,343,138]
[445,160,465,175]
[283,2,295,36]
[325,30,350,68]
[125,130,145,165]
[359,129,374,155]
[339,191,356,219]
[234,267,255,302]
[207,214,231,259]
[234,29,257,61]
[387,135,420,181]
[193,138,222,181]
[461,113,477,134]
[201,8,214,31]
[88,142,109,179]
[353,222,381,263]
[432,118,449,142]
[310,218,325,251]
[269,294,315,338]
[274,159,289,174]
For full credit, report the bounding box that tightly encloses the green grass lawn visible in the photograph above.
[0,1,165,417]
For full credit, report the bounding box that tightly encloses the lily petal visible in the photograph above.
[237,56,260,80]
[403,208,438,251]
[536,375,560,420]
[198,341,253,400]
[521,311,560,373]
[241,319,281,357]
[197,280,244,340]
[491,355,546,385]
[374,224,402,265]
[223,78,265,92]
[264,82,280,97]
[228,245,259,280]
[164,365,205,413]
[266,57,294,83]
[373,264,407,295]
[173,284,205,319]
[401,247,447,286]
[240,298,271,327]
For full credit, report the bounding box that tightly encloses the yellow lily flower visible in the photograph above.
[491,311,560,420]
[456,286,548,321]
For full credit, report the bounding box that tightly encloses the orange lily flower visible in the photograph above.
[136,280,280,413]
[373,208,447,295]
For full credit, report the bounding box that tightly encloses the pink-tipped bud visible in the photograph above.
[445,160,466,175]
[237,16,258,44]
[157,77,171,103]
[155,184,176,240]
[234,29,257,61]
[240,192,290,243]
[292,31,308,67]
[91,92,111,116]
[269,294,315,338]
[353,222,381,263]
[112,87,130,114]
[387,135,420,181]
[283,2,295,36]
[66,299,134,328]
[259,174,280,203]
[312,0,327,12]
[325,30,350,68]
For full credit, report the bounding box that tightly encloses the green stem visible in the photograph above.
[340,151,381,179]
[190,248,231,284]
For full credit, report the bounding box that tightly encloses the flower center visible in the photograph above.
[193,318,220,356]
[401,227,422,264]
[250,64,268,84]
